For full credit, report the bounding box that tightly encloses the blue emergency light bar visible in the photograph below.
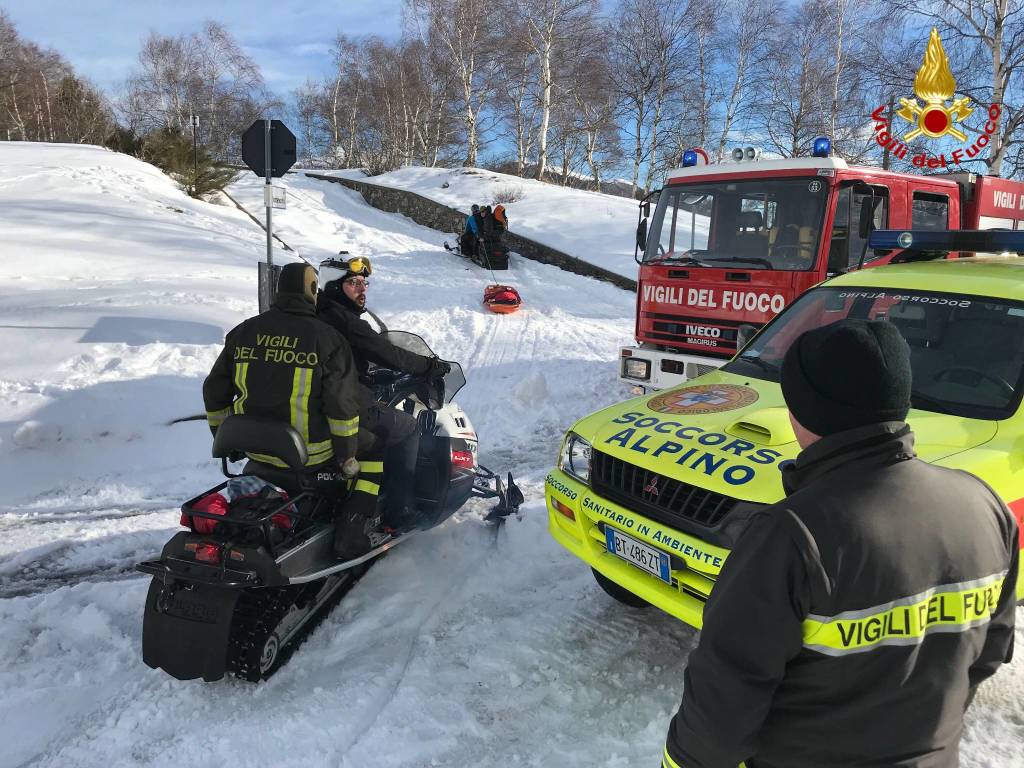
[682,149,699,167]
[812,136,831,157]
[869,229,1024,255]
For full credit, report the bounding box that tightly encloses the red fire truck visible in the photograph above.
[621,142,1024,390]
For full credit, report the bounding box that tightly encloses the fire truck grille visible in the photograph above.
[590,450,736,529]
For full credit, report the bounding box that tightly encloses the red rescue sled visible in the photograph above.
[484,284,522,314]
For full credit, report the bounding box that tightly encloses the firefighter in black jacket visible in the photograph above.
[664,319,1019,768]
[203,262,380,560]
[317,254,450,530]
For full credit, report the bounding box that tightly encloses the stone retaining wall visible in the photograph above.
[304,172,636,292]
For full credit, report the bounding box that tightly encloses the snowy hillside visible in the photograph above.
[0,144,1020,768]
[317,166,641,279]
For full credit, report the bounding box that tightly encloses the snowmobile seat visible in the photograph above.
[214,415,307,469]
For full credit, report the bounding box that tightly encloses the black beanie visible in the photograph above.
[277,263,318,305]
[781,318,911,437]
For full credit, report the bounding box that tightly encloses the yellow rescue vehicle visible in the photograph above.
[547,229,1024,625]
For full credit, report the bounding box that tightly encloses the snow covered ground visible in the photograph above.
[0,144,1021,768]
[316,166,641,279]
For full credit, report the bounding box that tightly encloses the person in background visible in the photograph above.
[663,318,1019,768]
[461,203,481,256]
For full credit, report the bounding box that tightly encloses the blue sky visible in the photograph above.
[2,1,404,95]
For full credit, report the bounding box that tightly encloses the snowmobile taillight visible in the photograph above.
[553,498,575,521]
[185,541,223,564]
[450,449,475,473]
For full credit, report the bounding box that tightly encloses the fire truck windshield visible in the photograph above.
[644,178,829,271]
[723,286,1024,420]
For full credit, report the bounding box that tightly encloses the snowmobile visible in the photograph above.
[137,332,523,683]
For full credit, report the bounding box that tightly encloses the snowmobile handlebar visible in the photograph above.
[371,360,465,409]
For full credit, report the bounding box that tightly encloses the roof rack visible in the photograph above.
[869,229,1024,263]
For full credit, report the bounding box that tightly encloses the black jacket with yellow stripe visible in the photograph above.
[665,422,1019,768]
[203,293,362,467]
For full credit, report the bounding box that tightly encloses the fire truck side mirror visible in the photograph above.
[736,324,757,350]
[636,218,648,252]
[857,196,877,240]
[642,201,651,218]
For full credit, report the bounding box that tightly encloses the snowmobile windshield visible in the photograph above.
[383,331,465,403]
[643,178,829,271]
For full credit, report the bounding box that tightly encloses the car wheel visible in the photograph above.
[591,568,649,608]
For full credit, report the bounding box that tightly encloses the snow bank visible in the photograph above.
[0,142,289,507]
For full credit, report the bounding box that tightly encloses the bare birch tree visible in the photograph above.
[407,0,497,166]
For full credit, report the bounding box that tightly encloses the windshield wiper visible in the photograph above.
[647,252,710,267]
[737,354,779,377]
[701,257,774,270]
[910,390,955,415]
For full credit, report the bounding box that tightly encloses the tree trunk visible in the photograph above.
[535,40,552,180]
[989,0,1008,175]
[630,110,644,197]
[717,45,748,160]
[586,129,600,191]
[830,0,845,140]
[331,76,341,147]
[41,71,54,142]
[882,96,894,170]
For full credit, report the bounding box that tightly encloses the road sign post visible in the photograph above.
[264,119,272,310]
[241,119,297,310]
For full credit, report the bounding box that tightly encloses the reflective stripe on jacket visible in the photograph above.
[665,422,1019,768]
[203,293,362,467]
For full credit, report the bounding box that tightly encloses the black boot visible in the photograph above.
[334,505,387,561]
[384,432,421,530]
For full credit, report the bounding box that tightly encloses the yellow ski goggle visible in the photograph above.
[344,256,372,276]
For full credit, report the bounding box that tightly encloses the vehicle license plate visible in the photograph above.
[605,527,671,584]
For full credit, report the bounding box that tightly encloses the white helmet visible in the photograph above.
[318,251,371,289]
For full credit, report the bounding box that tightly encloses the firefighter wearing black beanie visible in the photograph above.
[781,318,912,436]
[663,316,1019,768]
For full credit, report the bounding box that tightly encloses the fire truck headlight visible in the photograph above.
[813,136,832,157]
[623,358,651,380]
[560,433,592,485]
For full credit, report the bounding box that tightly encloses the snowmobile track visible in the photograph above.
[227,560,374,682]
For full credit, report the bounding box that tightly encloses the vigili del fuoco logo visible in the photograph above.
[871,27,1000,168]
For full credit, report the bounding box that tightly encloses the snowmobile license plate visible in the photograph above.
[605,527,671,584]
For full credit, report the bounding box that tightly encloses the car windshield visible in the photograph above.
[723,285,1024,419]
[643,177,829,271]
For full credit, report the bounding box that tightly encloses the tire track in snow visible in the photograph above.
[335,540,496,765]
[0,504,178,598]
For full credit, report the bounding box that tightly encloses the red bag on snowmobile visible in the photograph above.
[182,482,296,533]
[483,284,522,314]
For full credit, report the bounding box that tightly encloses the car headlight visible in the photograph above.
[623,357,651,380]
[560,433,592,484]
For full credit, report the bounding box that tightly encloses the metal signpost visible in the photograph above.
[241,119,297,310]
[190,114,199,196]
